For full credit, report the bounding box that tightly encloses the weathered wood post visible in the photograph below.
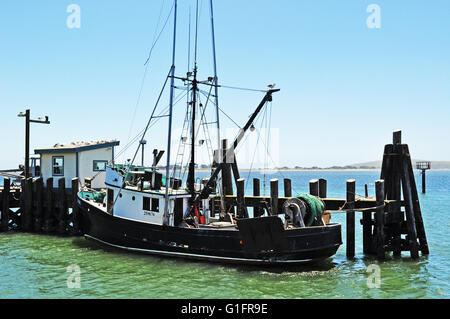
[236,178,248,218]
[346,179,356,258]
[33,177,43,232]
[362,211,372,255]
[400,147,420,259]
[375,180,386,259]
[319,178,327,198]
[57,178,68,234]
[270,179,279,215]
[309,179,319,197]
[43,177,54,232]
[364,184,368,198]
[253,178,263,217]
[22,177,34,231]
[1,177,11,231]
[283,178,292,198]
[402,146,429,255]
[71,178,80,235]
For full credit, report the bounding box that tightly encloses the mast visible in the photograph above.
[209,0,224,212]
[187,0,200,201]
[164,0,177,225]
[187,65,198,200]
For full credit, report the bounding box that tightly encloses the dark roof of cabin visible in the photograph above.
[35,140,120,154]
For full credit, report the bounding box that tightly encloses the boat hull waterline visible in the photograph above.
[78,196,342,266]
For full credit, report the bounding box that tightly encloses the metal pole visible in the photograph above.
[25,109,30,179]
[421,169,426,194]
[209,0,223,207]
[164,0,177,225]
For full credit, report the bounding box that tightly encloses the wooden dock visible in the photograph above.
[0,177,81,235]
[0,131,429,260]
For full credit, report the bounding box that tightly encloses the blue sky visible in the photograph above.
[0,0,449,169]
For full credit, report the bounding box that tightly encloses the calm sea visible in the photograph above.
[0,170,448,298]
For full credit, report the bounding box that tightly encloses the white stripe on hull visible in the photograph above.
[84,234,316,265]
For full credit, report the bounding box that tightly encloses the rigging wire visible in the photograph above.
[198,90,241,129]
[126,0,174,146]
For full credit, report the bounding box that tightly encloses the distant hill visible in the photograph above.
[349,160,450,169]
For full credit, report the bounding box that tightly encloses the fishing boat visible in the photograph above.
[77,0,342,265]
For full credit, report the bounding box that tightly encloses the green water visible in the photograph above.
[0,171,448,299]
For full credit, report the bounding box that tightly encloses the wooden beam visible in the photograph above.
[43,177,54,232]
[402,145,429,255]
[1,177,10,231]
[375,180,386,259]
[309,179,319,196]
[253,178,263,217]
[346,179,356,258]
[283,178,292,198]
[33,177,43,232]
[71,178,80,235]
[399,147,420,259]
[319,178,327,198]
[270,179,279,215]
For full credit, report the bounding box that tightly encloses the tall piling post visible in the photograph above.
[33,177,43,232]
[283,178,292,198]
[319,178,327,198]
[71,178,80,235]
[57,178,67,234]
[309,179,319,197]
[270,179,279,215]
[375,180,386,259]
[1,177,11,231]
[43,178,54,232]
[22,177,34,231]
[236,178,248,218]
[346,179,356,258]
[253,178,263,217]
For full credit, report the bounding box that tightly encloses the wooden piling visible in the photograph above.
[319,178,327,198]
[43,177,54,232]
[309,179,319,197]
[71,178,80,235]
[22,177,34,231]
[402,145,429,255]
[33,177,43,232]
[270,179,279,215]
[236,178,248,218]
[1,177,11,231]
[399,146,421,258]
[346,179,355,258]
[283,178,292,198]
[253,178,263,217]
[375,180,386,259]
[57,178,67,234]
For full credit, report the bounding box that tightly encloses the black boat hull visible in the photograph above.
[78,197,342,265]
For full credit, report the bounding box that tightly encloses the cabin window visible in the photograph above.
[143,197,160,212]
[52,156,64,176]
[143,197,150,211]
[152,198,159,212]
[93,160,108,171]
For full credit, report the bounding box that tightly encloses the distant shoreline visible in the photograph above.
[194,168,450,172]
